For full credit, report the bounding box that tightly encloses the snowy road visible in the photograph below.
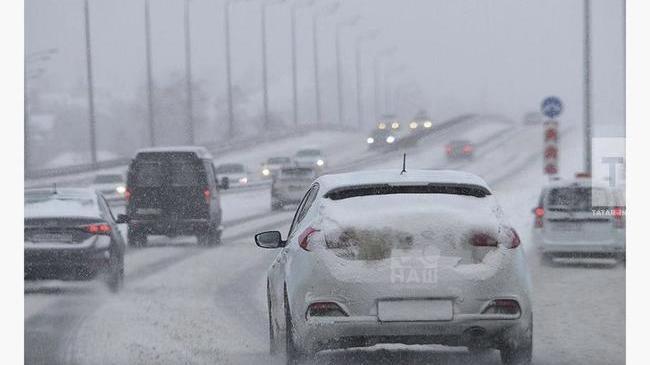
[24,118,624,364]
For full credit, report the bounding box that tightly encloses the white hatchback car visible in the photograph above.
[255,170,533,365]
[531,177,626,263]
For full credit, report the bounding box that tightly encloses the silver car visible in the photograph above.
[531,178,626,263]
[256,170,533,365]
[294,148,326,172]
[271,167,317,211]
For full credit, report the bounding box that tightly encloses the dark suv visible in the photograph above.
[121,146,228,247]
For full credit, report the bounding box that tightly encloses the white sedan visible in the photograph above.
[255,169,533,365]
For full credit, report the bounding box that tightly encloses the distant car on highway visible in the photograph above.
[24,187,125,292]
[255,170,533,364]
[446,140,475,160]
[294,149,326,172]
[531,176,626,264]
[215,163,250,186]
[270,167,317,210]
[91,173,127,204]
[365,128,391,149]
[260,156,292,179]
[124,146,227,247]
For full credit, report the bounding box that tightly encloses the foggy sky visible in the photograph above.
[25,0,625,135]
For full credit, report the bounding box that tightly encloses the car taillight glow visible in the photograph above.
[482,299,521,317]
[463,145,473,154]
[298,227,319,251]
[306,302,348,319]
[203,188,211,204]
[534,207,544,228]
[124,188,132,202]
[446,145,452,155]
[84,223,111,235]
[613,206,625,228]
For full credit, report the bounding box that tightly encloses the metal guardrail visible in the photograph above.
[25,125,348,181]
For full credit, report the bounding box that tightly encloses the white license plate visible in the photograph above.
[31,233,73,243]
[378,299,453,322]
[554,222,582,232]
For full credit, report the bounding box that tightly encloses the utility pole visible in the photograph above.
[312,3,339,126]
[335,16,359,126]
[144,0,156,146]
[83,0,97,165]
[261,0,285,130]
[583,0,592,173]
[290,1,314,128]
[355,31,378,129]
[183,0,195,145]
[224,1,235,138]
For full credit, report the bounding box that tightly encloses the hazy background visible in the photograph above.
[25,0,625,168]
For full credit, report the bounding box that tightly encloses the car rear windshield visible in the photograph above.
[325,184,491,200]
[268,157,290,164]
[25,194,100,218]
[132,161,163,187]
[93,174,123,184]
[280,168,314,179]
[546,186,612,211]
[296,149,321,157]
[215,164,244,174]
[131,157,205,187]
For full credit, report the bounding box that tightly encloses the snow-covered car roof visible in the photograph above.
[135,146,213,159]
[25,188,101,219]
[543,177,611,190]
[317,169,491,195]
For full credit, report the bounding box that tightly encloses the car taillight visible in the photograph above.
[306,302,348,319]
[463,145,473,154]
[471,232,498,247]
[534,207,544,228]
[504,227,521,249]
[482,299,521,317]
[612,206,624,228]
[83,223,111,235]
[203,188,211,204]
[124,188,132,202]
[298,227,319,251]
[445,145,452,155]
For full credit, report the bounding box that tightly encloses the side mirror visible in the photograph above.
[116,214,129,224]
[220,176,230,190]
[255,231,285,249]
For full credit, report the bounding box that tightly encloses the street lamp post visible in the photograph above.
[290,0,314,128]
[144,0,156,146]
[261,0,286,130]
[312,3,339,126]
[354,31,378,129]
[83,0,98,165]
[583,0,592,173]
[335,16,359,126]
[183,0,195,145]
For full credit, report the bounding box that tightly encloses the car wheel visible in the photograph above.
[128,227,146,248]
[284,291,305,365]
[105,246,124,293]
[500,320,533,365]
[268,284,277,355]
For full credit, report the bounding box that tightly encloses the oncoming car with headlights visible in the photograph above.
[255,170,533,365]
[261,157,292,179]
[294,149,326,172]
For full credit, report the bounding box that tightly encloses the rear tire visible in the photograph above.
[128,227,147,248]
[105,246,124,293]
[284,292,305,365]
[500,319,533,365]
[198,223,220,247]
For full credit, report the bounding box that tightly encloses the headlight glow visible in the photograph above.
[262,168,270,176]
[386,136,395,144]
[423,121,433,128]
[409,121,418,129]
[116,185,126,194]
[378,122,387,130]
[316,159,325,167]
[391,122,400,129]
[366,137,374,144]
[239,177,248,184]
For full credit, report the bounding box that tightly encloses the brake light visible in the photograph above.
[124,188,132,202]
[504,227,521,249]
[84,223,111,235]
[306,302,348,319]
[445,145,452,155]
[471,232,498,247]
[298,227,319,251]
[203,188,211,204]
[534,207,544,228]
[482,299,521,317]
[463,145,473,154]
[612,206,624,228]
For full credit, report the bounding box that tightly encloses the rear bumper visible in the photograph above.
[297,314,530,353]
[538,238,625,255]
[25,247,110,280]
[129,218,212,235]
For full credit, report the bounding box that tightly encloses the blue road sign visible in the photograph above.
[541,96,563,118]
